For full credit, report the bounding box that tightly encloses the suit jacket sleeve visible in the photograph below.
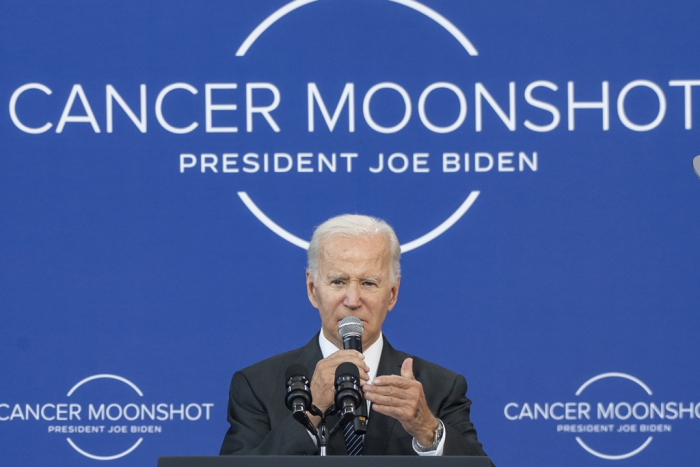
[439,375,497,467]
[425,370,487,456]
[219,371,318,455]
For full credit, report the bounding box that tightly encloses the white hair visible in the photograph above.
[307,214,401,284]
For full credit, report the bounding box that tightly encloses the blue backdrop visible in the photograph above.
[2,1,699,466]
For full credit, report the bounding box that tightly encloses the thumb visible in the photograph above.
[401,357,415,380]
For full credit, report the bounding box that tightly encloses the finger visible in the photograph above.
[333,351,370,373]
[333,350,365,360]
[364,383,409,396]
[372,375,414,389]
[364,384,413,401]
[364,391,411,407]
[369,403,412,421]
[401,358,415,380]
[322,351,369,373]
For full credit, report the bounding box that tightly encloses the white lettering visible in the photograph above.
[568,81,610,130]
[388,153,409,173]
[475,152,493,172]
[524,81,560,132]
[247,83,281,132]
[274,153,293,172]
[617,80,666,131]
[504,403,519,420]
[363,83,411,134]
[413,153,430,173]
[519,151,538,171]
[443,153,460,173]
[106,84,147,133]
[308,83,354,132]
[418,82,467,133]
[180,154,197,173]
[340,153,358,172]
[201,153,218,173]
[205,83,238,133]
[9,83,53,133]
[669,79,700,129]
[223,153,239,173]
[498,152,514,172]
[56,84,101,133]
[155,83,199,134]
[475,82,516,131]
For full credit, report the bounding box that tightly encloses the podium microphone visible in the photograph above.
[284,364,313,423]
[334,362,363,417]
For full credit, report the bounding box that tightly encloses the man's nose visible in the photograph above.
[343,282,362,308]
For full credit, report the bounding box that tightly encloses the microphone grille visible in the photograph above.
[335,361,360,380]
[339,316,364,339]
[285,363,310,382]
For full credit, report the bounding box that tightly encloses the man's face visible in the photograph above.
[307,234,400,349]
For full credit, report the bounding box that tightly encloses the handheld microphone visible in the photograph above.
[334,362,363,417]
[338,317,368,435]
[284,363,312,423]
[339,316,364,352]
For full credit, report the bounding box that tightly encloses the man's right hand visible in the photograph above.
[308,350,369,426]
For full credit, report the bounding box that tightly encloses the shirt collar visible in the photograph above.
[319,329,383,384]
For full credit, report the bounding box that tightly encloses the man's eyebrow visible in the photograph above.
[327,274,348,281]
[360,276,382,283]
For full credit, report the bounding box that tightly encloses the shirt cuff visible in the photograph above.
[412,419,445,456]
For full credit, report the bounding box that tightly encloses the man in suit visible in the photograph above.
[220,215,489,457]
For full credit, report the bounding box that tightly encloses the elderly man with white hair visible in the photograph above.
[220,214,490,458]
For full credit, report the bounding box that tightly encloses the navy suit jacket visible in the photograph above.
[220,334,488,457]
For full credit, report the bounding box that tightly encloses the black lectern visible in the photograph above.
[158,457,492,467]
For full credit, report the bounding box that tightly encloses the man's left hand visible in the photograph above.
[362,357,439,446]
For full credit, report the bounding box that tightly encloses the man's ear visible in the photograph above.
[387,275,401,312]
[306,270,319,309]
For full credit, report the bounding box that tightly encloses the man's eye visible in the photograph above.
[331,280,343,285]
[363,282,376,287]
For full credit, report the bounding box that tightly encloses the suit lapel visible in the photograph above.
[298,333,324,376]
[362,336,404,455]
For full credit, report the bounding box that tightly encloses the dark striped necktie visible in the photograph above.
[343,421,364,456]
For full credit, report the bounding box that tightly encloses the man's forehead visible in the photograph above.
[319,235,390,257]
[318,235,391,270]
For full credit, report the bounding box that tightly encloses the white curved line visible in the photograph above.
[236,0,478,57]
[388,0,478,56]
[399,191,480,253]
[236,0,318,56]
[575,372,652,396]
[238,191,479,253]
[575,436,652,460]
[237,192,310,249]
[67,437,143,461]
[67,374,143,397]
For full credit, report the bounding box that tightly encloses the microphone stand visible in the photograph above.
[307,404,351,456]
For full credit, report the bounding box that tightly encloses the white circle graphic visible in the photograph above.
[234,1,482,252]
[66,374,144,461]
[238,191,480,253]
[575,372,654,460]
[235,0,478,57]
